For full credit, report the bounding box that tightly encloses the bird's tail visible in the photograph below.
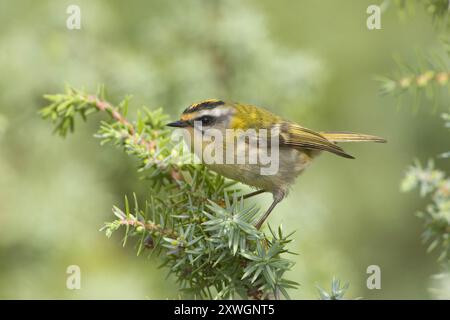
[321,131,387,143]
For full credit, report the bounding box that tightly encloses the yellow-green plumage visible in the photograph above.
[168,100,386,229]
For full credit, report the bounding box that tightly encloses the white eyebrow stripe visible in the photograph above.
[197,107,233,118]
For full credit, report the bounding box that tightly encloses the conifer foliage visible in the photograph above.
[40,87,298,299]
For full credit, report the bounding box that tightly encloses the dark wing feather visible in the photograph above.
[279,123,354,159]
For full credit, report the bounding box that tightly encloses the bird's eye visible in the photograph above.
[197,115,215,126]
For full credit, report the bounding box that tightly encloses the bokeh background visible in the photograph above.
[0,0,448,299]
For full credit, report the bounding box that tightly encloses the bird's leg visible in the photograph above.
[255,191,285,230]
[255,199,280,230]
[243,189,267,200]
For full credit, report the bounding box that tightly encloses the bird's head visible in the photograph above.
[166,99,235,133]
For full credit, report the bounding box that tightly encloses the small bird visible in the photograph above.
[167,99,386,229]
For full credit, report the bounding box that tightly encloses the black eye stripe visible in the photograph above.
[194,115,215,125]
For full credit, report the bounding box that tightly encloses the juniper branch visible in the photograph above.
[402,160,450,264]
[316,277,350,300]
[379,71,449,95]
[378,1,450,110]
[42,87,185,178]
[40,86,298,299]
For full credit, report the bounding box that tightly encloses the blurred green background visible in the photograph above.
[0,0,448,299]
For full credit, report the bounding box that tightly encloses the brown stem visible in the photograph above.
[87,95,135,134]
[84,94,183,182]
[119,218,177,238]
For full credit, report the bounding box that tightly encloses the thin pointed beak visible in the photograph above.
[166,120,189,128]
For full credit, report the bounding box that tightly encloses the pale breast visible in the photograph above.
[206,147,315,194]
[185,126,318,193]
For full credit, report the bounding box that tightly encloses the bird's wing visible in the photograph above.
[278,123,354,159]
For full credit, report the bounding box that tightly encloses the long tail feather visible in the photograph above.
[321,131,387,143]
